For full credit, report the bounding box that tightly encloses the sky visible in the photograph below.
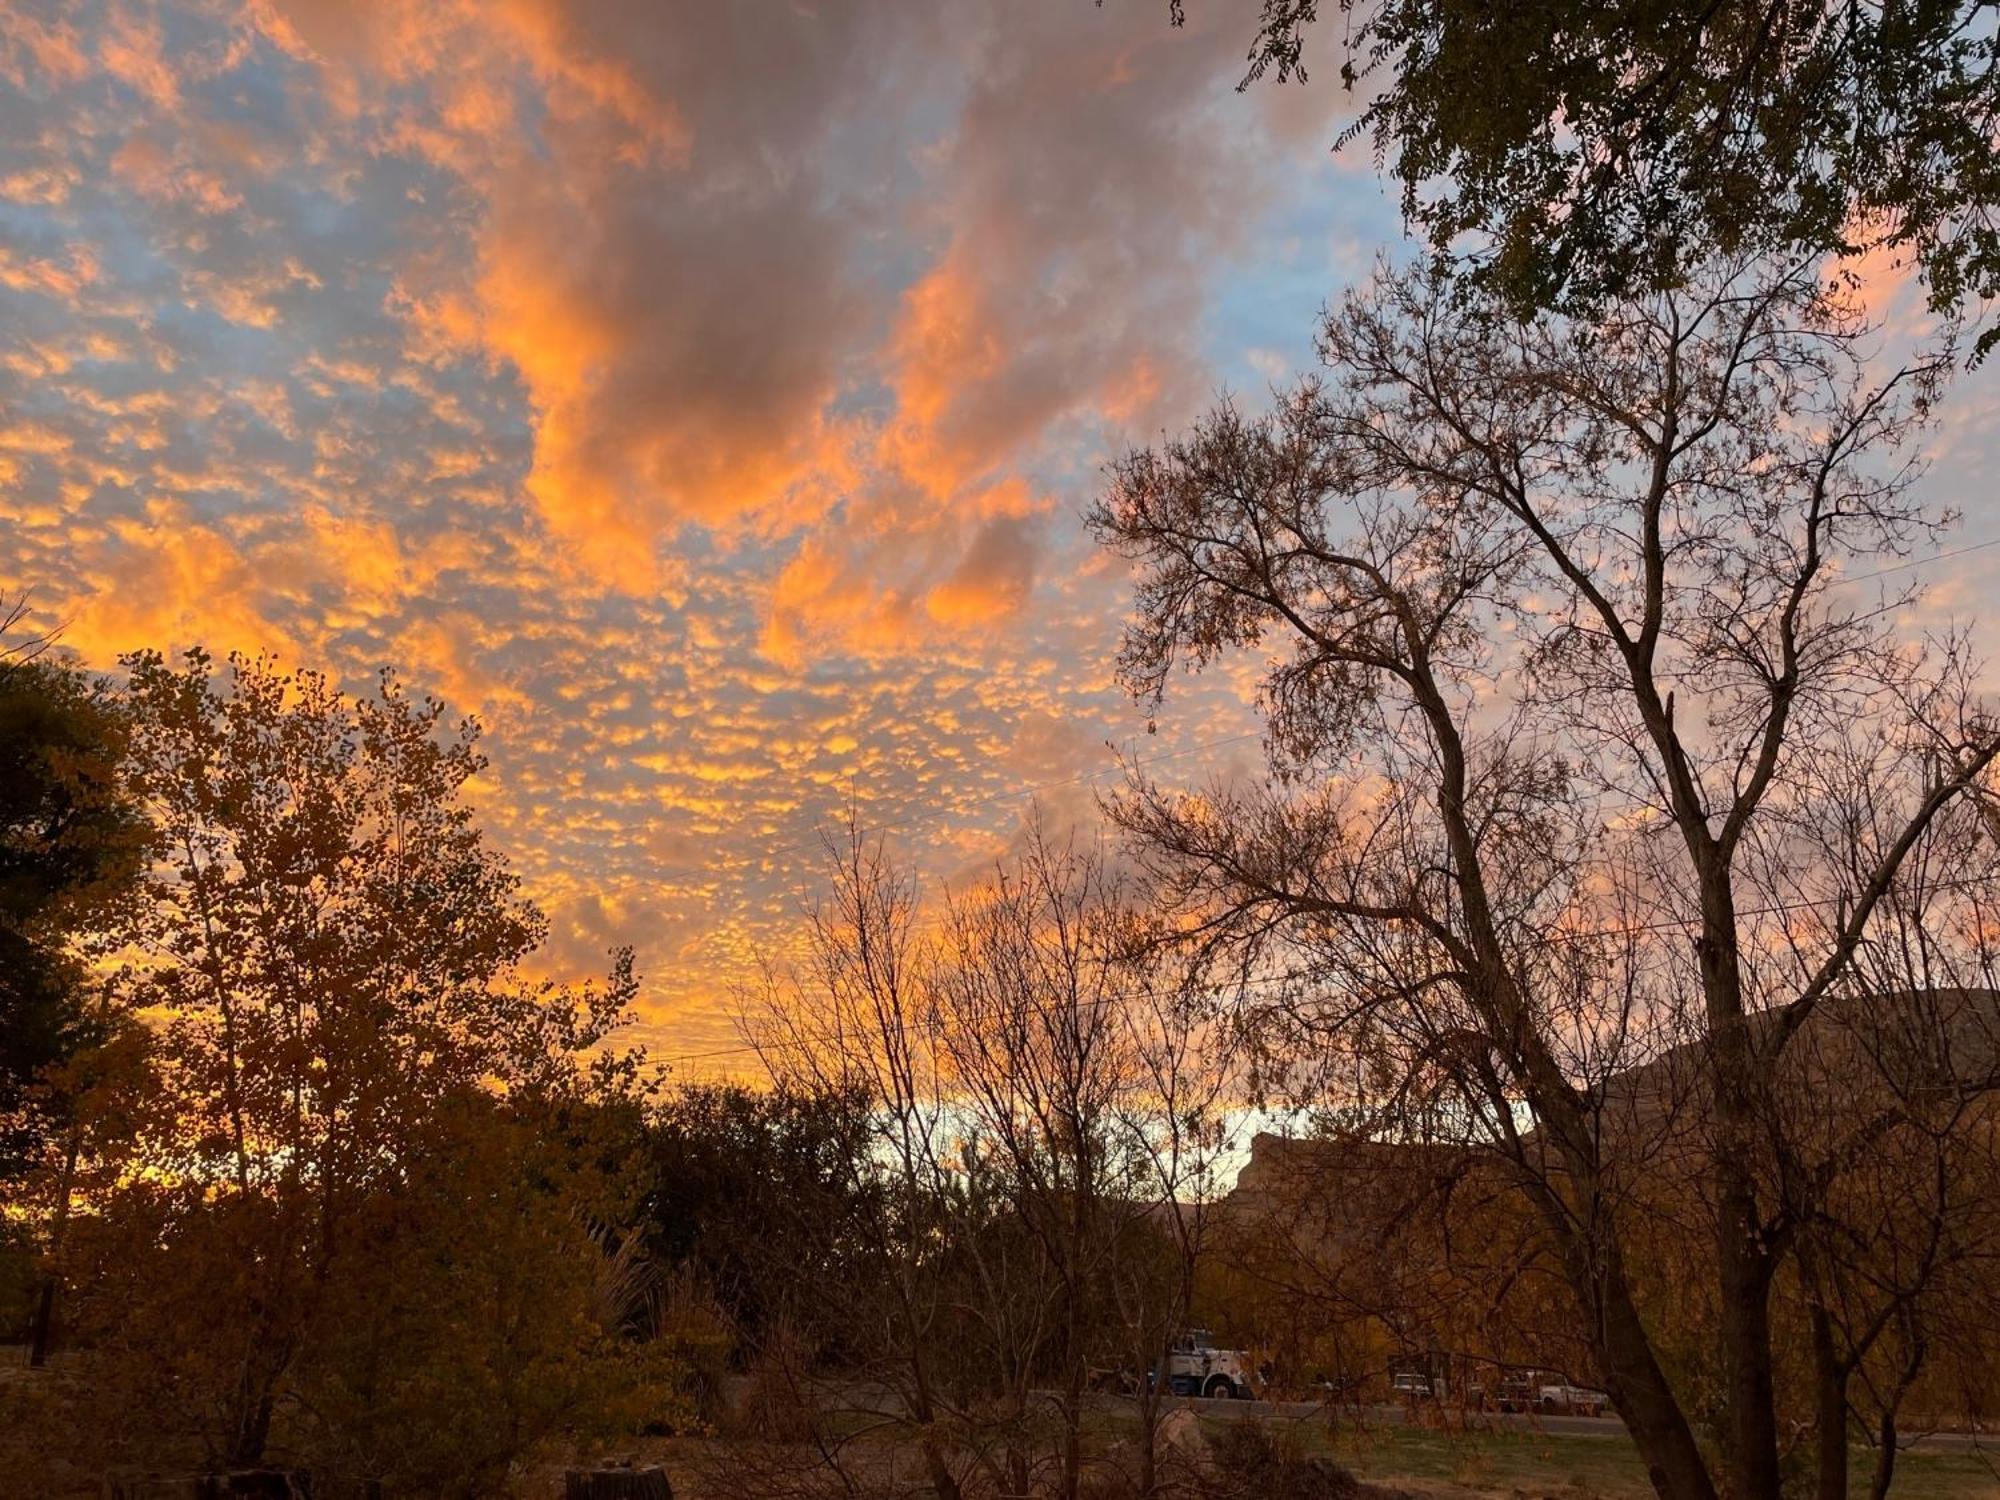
[3,0,1997,1068]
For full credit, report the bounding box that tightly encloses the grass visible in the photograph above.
[1198,1412,2000,1500]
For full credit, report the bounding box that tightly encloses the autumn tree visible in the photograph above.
[90,648,639,1472]
[1091,257,1999,1499]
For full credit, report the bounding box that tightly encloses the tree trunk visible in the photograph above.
[1699,870,1783,1500]
[1869,1408,1899,1500]
[26,1123,80,1367]
[903,1358,960,1500]
[1059,1258,1085,1500]
[1716,1159,1782,1498]
[26,1277,57,1368]
[1569,1232,1718,1500]
[229,1389,276,1468]
[1810,1306,1849,1500]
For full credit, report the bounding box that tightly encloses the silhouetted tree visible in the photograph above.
[0,623,146,1187]
[642,1080,882,1348]
[746,818,973,1500]
[1092,256,1999,1500]
[0,604,149,1368]
[1192,0,2000,354]
[96,648,639,1469]
[932,820,1157,1500]
[742,814,1232,1500]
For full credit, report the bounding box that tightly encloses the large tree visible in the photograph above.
[0,628,146,1187]
[1091,257,2000,1499]
[0,613,149,1369]
[1194,0,2000,353]
[95,648,637,1469]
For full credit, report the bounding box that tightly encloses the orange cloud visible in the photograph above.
[98,3,182,111]
[59,513,296,667]
[925,514,1039,627]
[0,0,1334,1054]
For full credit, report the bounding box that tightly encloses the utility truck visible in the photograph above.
[1163,1328,1256,1400]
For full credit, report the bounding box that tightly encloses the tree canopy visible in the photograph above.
[1206,0,2000,353]
[0,649,146,1184]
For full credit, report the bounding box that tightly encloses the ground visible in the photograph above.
[1284,1420,2000,1500]
[543,1413,2000,1500]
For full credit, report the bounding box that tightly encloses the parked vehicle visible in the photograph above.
[1313,1372,1367,1404]
[1535,1382,1610,1417]
[1389,1370,1435,1400]
[1163,1328,1256,1400]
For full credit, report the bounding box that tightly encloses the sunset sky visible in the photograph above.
[4,0,1998,1065]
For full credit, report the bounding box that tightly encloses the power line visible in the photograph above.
[1832,534,2000,588]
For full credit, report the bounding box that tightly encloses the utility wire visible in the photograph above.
[1832,534,2000,588]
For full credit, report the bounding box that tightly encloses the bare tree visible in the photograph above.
[1090,257,2000,1500]
[932,822,1135,1500]
[1770,780,2000,1500]
[934,817,1230,1500]
[747,817,972,1500]
[1110,945,1238,1498]
[747,814,1240,1500]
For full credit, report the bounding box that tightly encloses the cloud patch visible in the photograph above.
[0,0,1389,1052]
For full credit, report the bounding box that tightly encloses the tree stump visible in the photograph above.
[563,1466,672,1500]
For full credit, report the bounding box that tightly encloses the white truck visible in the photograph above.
[1164,1328,1256,1400]
[1494,1370,1610,1416]
[1534,1382,1610,1417]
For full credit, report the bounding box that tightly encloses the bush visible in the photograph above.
[1200,1422,1393,1500]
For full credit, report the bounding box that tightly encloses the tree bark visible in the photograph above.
[1811,1305,1849,1500]
[1869,1409,1899,1500]
[1550,1210,1717,1500]
[26,1123,80,1367]
[1716,1171,1782,1499]
[1698,868,1783,1500]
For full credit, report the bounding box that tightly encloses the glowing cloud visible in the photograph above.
[0,0,1401,1052]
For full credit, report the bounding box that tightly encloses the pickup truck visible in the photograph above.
[1534,1382,1610,1417]
[1494,1372,1610,1416]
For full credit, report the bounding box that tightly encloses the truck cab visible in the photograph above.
[1164,1328,1255,1400]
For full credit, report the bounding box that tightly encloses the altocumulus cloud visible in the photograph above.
[0,0,1382,1054]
